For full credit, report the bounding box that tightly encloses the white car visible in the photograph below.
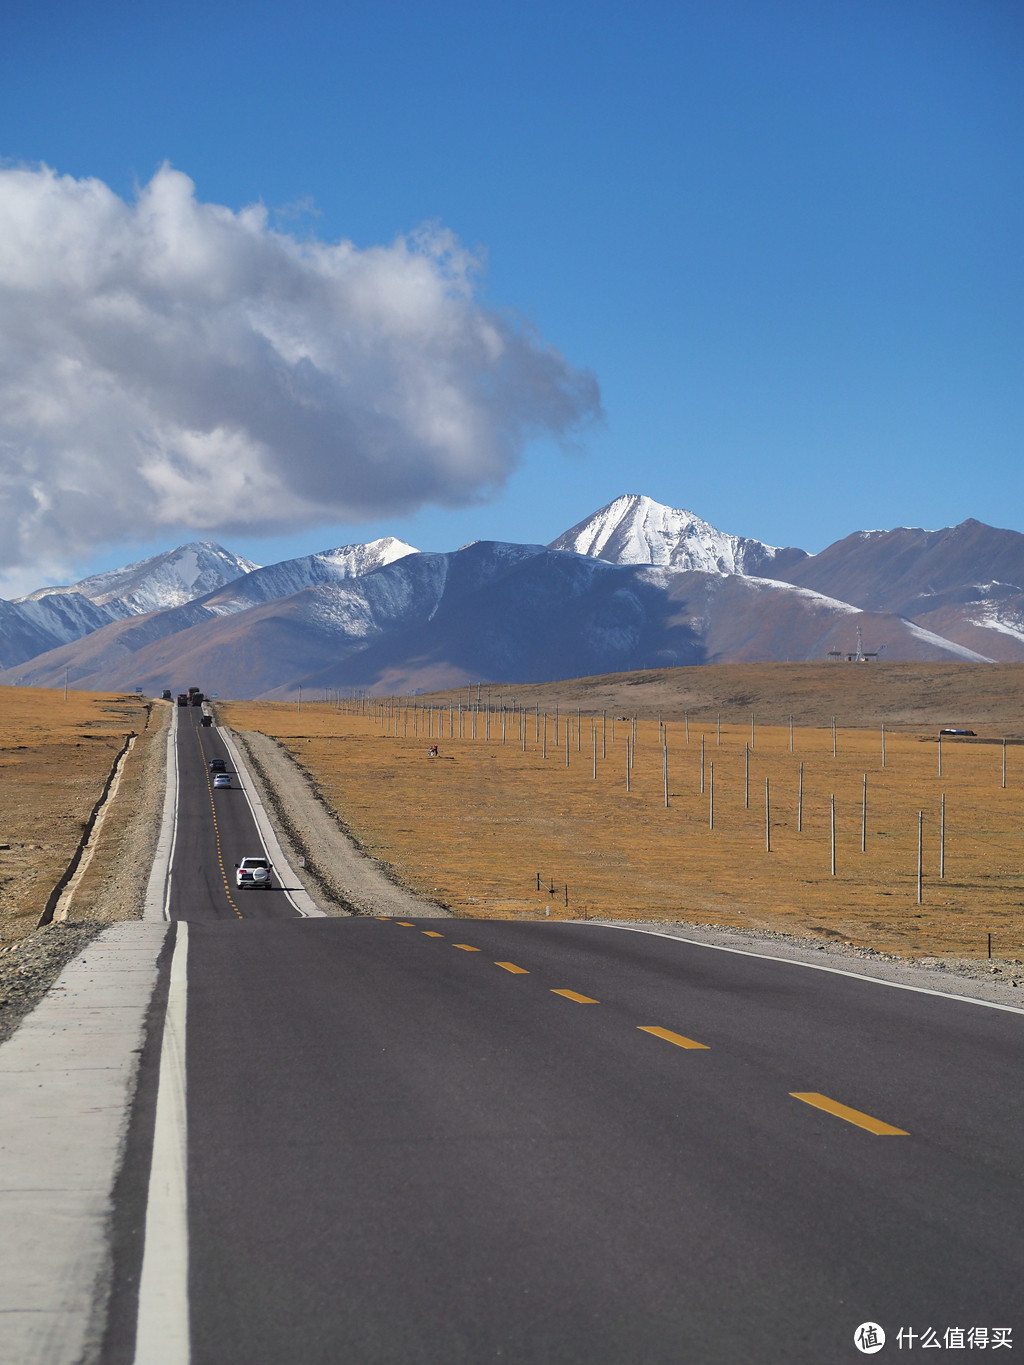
[213,773,231,789]
[235,857,272,889]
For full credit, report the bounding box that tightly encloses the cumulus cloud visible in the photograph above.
[0,163,600,570]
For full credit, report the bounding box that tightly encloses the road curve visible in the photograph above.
[105,710,1024,1363]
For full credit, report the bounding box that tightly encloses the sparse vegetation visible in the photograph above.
[225,663,1024,960]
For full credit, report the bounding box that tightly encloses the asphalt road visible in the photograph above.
[170,707,302,922]
[110,709,1024,1362]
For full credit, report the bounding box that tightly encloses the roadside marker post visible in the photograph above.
[765,778,771,854]
[797,761,803,833]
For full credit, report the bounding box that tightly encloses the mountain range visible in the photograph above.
[0,493,1020,698]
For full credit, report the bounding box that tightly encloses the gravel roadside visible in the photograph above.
[0,919,107,1044]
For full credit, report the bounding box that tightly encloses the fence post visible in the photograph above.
[861,773,867,853]
[709,761,714,829]
[940,792,945,879]
[744,743,749,810]
[700,734,705,794]
[917,810,924,904]
[830,795,836,876]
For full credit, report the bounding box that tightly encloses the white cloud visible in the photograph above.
[0,163,600,571]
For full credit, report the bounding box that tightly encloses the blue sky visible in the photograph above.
[0,0,1020,585]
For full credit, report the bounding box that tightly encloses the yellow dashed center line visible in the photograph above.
[790,1092,909,1135]
[382,913,915,1139]
[638,1025,708,1050]
[194,722,244,920]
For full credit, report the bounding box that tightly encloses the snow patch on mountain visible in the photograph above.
[901,620,992,662]
[549,494,807,576]
[966,600,1024,646]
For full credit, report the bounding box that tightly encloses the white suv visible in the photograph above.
[235,857,272,889]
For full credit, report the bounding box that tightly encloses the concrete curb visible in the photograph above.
[144,705,179,923]
[0,919,170,1365]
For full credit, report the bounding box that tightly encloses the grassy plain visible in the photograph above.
[225,662,1024,961]
[0,687,156,941]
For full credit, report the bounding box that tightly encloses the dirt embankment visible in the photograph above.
[0,688,170,1039]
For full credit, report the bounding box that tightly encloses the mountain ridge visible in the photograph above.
[0,496,1020,693]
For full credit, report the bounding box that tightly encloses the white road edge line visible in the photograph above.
[133,920,191,1365]
[596,923,1024,1018]
[217,724,324,918]
[144,704,180,922]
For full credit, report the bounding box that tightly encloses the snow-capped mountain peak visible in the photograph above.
[548,494,807,577]
[20,541,259,615]
[315,537,419,575]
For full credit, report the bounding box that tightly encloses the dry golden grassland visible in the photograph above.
[0,686,156,941]
[225,662,1024,960]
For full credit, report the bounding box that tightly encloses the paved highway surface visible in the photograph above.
[106,709,1024,1362]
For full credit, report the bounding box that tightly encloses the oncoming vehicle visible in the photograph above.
[235,857,272,889]
[213,773,231,789]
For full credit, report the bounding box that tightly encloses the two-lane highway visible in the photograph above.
[106,712,1024,1362]
[170,707,302,922]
